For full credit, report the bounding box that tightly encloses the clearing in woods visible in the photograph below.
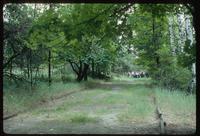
[3,78,196,134]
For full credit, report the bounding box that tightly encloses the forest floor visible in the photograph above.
[3,78,196,134]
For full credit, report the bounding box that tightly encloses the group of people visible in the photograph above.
[127,71,149,78]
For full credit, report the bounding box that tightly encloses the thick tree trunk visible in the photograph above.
[83,63,89,81]
[76,63,89,82]
[76,61,82,82]
[76,74,82,82]
[69,60,89,82]
[84,74,88,81]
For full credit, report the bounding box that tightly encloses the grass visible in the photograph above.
[155,88,195,111]
[4,74,196,128]
[70,113,98,123]
[3,81,84,116]
[154,88,196,124]
[31,82,156,123]
[29,82,157,124]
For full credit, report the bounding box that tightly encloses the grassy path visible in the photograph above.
[3,78,196,134]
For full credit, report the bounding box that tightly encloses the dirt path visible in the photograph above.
[3,81,196,134]
[4,112,160,134]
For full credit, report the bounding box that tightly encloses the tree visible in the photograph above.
[127,4,194,91]
[3,4,39,85]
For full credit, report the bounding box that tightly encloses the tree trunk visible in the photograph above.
[9,60,12,80]
[35,66,39,79]
[192,3,199,47]
[27,57,30,79]
[152,10,160,67]
[68,60,89,82]
[76,63,89,82]
[92,59,94,78]
[30,50,33,88]
[177,14,185,52]
[83,63,89,81]
[168,16,175,55]
[48,50,51,86]
[77,74,82,82]
[84,74,88,81]
[152,9,161,81]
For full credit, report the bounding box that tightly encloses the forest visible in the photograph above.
[3,3,196,134]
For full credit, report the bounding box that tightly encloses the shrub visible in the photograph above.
[149,46,193,92]
[156,65,192,91]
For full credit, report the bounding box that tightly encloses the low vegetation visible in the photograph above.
[4,77,195,128]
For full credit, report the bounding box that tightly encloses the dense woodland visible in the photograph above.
[3,3,196,92]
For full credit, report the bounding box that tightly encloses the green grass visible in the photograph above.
[29,82,157,123]
[154,88,196,124]
[3,75,196,126]
[33,83,156,123]
[3,81,84,116]
[155,88,196,113]
[115,87,155,123]
[70,113,98,123]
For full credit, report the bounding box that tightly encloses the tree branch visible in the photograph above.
[68,60,79,75]
[3,47,27,69]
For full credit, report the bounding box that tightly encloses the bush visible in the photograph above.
[157,65,192,91]
[148,46,193,92]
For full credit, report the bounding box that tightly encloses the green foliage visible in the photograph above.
[113,53,143,74]
[177,39,196,68]
[147,44,193,91]
[157,64,192,91]
[3,3,195,89]
[3,4,34,68]
[127,4,194,91]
